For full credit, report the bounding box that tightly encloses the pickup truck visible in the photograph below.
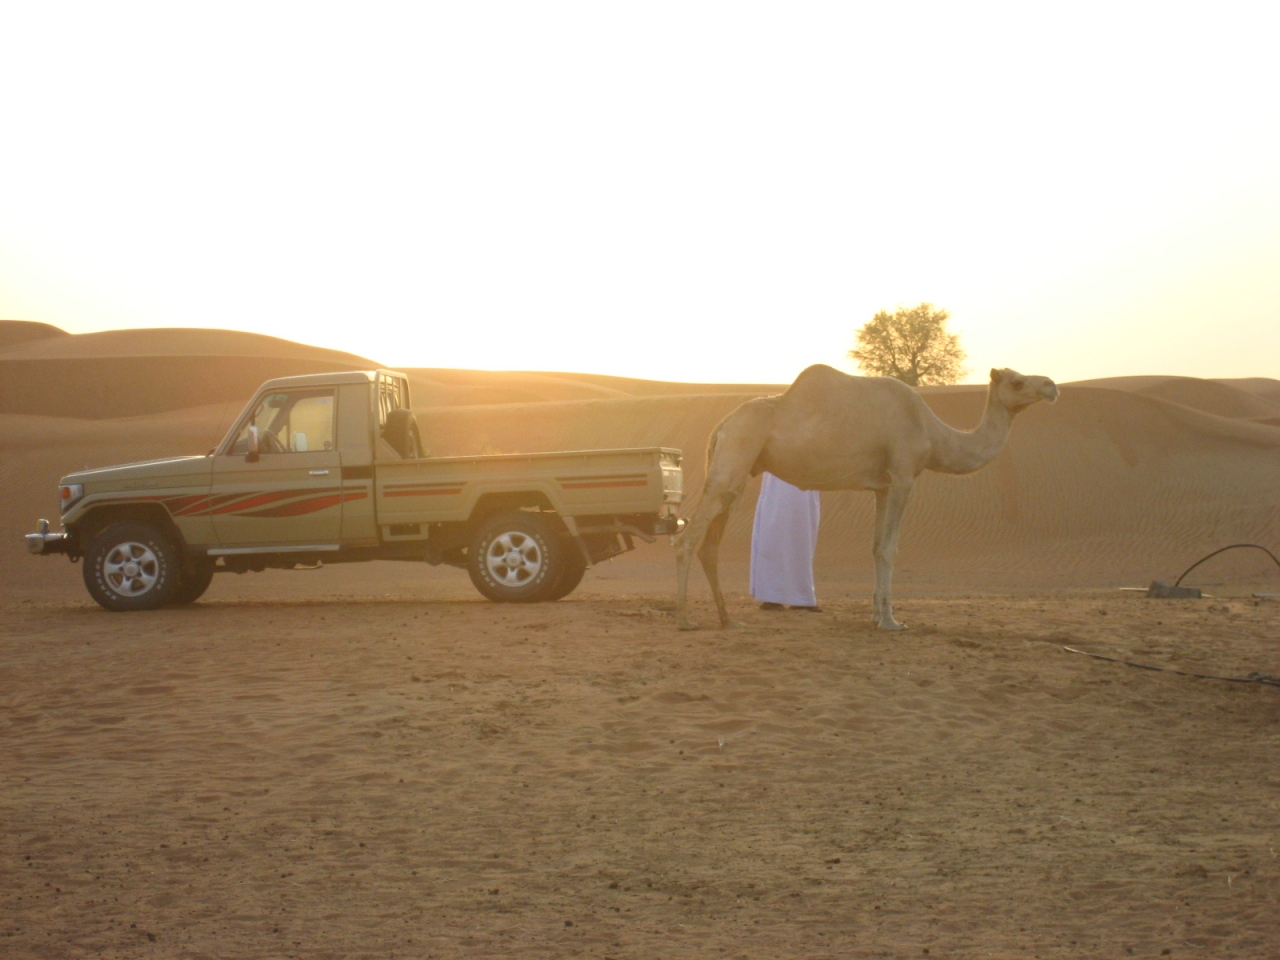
[26,369,684,611]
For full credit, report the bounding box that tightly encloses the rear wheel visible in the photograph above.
[167,559,216,605]
[83,521,182,611]
[542,543,587,601]
[467,512,568,603]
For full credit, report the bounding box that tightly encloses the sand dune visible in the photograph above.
[405,366,786,402]
[1069,374,1280,421]
[0,325,789,418]
[0,327,381,419]
[0,356,385,419]
[1217,376,1280,405]
[0,326,376,364]
[0,319,68,351]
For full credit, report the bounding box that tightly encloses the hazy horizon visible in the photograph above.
[5,318,1280,390]
[1,4,1277,386]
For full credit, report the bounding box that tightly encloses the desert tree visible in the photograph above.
[849,302,966,386]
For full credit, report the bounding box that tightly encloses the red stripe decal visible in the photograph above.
[384,488,462,497]
[238,494,346,518]
[211,487,341,515]
[171,493,239,516]
[556,474,648,482]
[162,494,208,512]
[99,488,360,518]
[560,480,648,490]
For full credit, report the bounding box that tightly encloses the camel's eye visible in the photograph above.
[1010,376,1026,389]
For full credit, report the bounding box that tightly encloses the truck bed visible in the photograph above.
[373,447,683,529]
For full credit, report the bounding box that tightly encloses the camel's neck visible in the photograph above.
[926,385,1015,475]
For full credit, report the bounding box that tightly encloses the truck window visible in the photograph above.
[229,390,336,455]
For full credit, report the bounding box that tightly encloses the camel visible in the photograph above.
[674,365,1058,631]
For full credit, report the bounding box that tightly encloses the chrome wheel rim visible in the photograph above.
[102,541,160,597]
[484,531,543,587]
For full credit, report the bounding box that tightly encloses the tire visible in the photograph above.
[83,521,182,612]
[542,542,587,601]
[167,559,216,605]
[382,408,424,459]
[467,512,569,603]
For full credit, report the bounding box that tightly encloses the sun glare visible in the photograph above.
[0,4,1277,384]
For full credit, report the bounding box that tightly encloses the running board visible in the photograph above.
[207,544,341,556]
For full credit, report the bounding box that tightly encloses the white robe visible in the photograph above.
[750,472,821,607]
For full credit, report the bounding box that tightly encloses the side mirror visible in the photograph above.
[246,424,260,463]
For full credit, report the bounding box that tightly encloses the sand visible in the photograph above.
[3,590,1277,958]
[2,327,1279,956]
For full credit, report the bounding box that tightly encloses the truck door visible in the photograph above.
[211,388,344,548]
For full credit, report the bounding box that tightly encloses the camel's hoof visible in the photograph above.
[718,619,742,630]
[677,619,700,632]
[877,619,907,631]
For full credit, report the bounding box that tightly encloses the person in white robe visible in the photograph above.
[750,472,821,610]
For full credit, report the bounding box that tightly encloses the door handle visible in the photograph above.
[309,469,331,476]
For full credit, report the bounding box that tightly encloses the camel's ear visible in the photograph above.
[991,368,1025,385]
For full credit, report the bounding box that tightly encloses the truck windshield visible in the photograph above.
[229,390,336,455]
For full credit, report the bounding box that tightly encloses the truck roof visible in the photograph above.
[258,369,407,390]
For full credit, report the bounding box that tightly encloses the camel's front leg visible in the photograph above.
[871,481,913,631]
[674,515,704,631]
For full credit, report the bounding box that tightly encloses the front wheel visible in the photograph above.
[167,559,216,605]
[467,512,570,603]
[83,521,182,611]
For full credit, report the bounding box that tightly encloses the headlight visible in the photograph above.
[60,484,84,512]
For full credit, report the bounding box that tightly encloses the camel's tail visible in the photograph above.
[677,425,721,533]
[692,396,779,508]
[704,419,722,475]
[675,395,778,626]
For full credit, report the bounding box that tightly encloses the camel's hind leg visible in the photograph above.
[698,509,735,628]
[675,486,742,630]
[674,398,776,630]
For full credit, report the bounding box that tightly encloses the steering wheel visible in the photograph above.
[258,430,288,454]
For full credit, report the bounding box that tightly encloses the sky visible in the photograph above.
[1,2,1277,385]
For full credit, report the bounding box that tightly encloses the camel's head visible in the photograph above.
[990,368,1058,410]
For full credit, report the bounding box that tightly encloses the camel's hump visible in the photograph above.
[788,364,919,396]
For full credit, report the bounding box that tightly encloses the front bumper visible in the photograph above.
[26,520,71,556]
